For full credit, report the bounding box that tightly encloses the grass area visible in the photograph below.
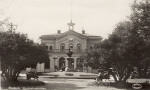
[65,73,74,76]
[1,79,45,89]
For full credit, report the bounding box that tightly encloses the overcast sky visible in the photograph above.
[0,0,135,42]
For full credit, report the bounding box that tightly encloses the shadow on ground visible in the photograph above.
[1,79,85,90]
[40,83,85,90]
[1,80,45,89]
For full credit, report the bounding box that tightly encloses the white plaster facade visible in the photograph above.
[40,21,102,72]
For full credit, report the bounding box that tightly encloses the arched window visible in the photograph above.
[69,43,73,50]
[60,43,65,51]
[77,44,82,51]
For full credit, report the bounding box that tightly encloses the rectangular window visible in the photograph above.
[50,46,52,50]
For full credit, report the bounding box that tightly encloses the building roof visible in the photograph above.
[40,30,102,40]
[40,21,102,40]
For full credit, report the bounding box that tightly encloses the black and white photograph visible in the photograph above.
[0,0,150,90]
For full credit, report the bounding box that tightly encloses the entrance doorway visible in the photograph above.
[59,57,65,71]
[67,58,74,68]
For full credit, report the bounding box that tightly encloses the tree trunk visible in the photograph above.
[118,73,124,82]
[138,67,142,78]
[123,72,131,83]
[110,71,118,82]
[143,66,148,78]
[1,71,7,82]
[3,66,21,82]
[14,70,21,81]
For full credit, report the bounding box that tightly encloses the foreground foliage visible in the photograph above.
[0,30,49,82]
[84,0,150,83]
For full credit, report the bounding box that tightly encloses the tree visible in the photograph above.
[108,21,136,83]
[84,49,101,69]
[129,0,150,77]
[84,21,140,83]
[0,18,9,31]
[85,21,133,83]
[84,0,150,84]
[0,29,49,82]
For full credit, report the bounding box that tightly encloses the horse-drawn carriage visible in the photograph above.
[26,71,39,80]
[95,71,112,86]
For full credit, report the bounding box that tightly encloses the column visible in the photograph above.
[53,57,58,72]
[56,57,59,69]
[41,63,45,72]
[74,57,77,69]
[50,56,54,72]
[36,63,40,72]
[65,58,68,67]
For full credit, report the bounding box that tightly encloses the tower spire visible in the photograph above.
[67,0,75,30]
[70,0,73,21]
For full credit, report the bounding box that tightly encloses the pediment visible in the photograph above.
[56,30,87,45]
[56,30,86,39]
[57,35,85,44]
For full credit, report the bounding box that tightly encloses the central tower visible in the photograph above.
[67,20,75,30]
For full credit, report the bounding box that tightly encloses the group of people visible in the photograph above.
[130,71,139,79]
[26,69,39,80]
[130,71,150,79]
[55,65,70,72]
[96,69,150,81]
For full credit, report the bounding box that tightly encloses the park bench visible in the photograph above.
[26,71,39,80]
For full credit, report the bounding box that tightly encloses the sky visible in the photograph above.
[0,0,135,42]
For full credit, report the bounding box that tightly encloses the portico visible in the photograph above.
[50,56,77,72]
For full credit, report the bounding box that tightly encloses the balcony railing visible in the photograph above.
[48,49,88,53]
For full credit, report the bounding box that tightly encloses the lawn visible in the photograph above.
[1,79,45,89]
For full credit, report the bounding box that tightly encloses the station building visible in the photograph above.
[39,21,102,72]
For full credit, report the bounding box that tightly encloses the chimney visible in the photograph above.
[82,30,85,34]
[58,30,61,34]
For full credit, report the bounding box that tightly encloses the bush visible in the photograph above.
[65,73,74,76]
